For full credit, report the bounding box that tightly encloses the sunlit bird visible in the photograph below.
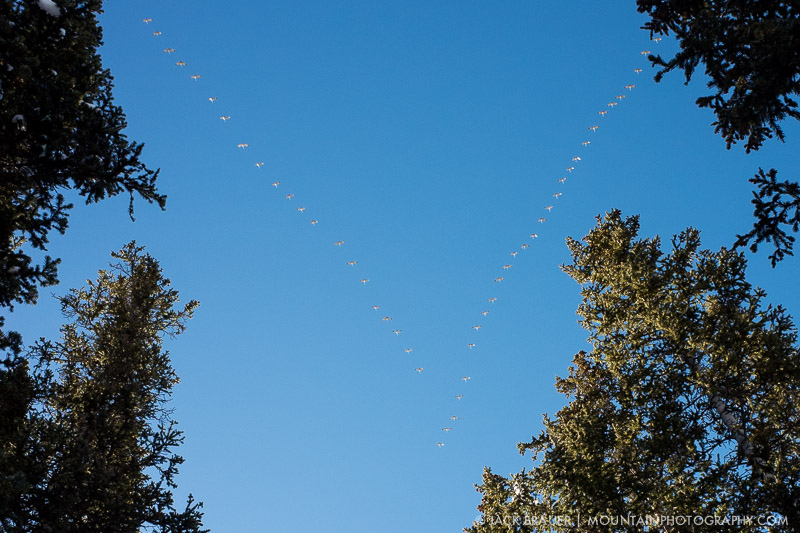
[598,110,608,117]
[360,279,369,284]
[175,61,187,67]
[510,251,518,257]
[545,205,553,211]
[404,348,413,354]
[392,329,402,335]
[285,194,294,200]
[473,325,482,331]
[653,37,662,42]
[530,233,538,238]
[237,143,249,149]
[208,96,218,102]
[589,125,599,131]
[608,102,618,107]
[455,394,463,400]
[557,177,567,183]
[436,442,444,447]
[142,18,153,23]
[442,427,452,432]
[297,206,305,212]
[163,48,175,54]
[310,220,318,225]
[641,50,651,55]
[481,310,489,316]
[566,166,575,172]
[462,376,471,382]
[152,31,162,36]
[468,343,476,349]
[616,94,626,100]
[450,416,459,421]
[553,192,562,199]
[334,241,344,246]
[415,367,424,373]
[190,74,201,80]
[625,84,636,90]
[521,243,529,249]
[488,297,497,303]
[494,277,504,282]
[220,116,231,122]
[503,264,512,270]
[346,260,358,266]
[272,181,280,188]
[382,316,392,321]
[572,156,581,162]
[255,162,264,168]
[634,68,642,74]
[581,140,591,146]
[538,217,547,223]
[372,305,380,310]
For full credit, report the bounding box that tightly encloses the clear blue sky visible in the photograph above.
[10,1,800,531]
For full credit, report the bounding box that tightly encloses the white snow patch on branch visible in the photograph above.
[37,0,61,17]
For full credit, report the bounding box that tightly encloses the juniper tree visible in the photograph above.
[467,211,800,532]
[1,242,206,532]
[635,1,800,265]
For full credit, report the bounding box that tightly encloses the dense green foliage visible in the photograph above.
[636,0,800,265]
[467,212,800,532]
[0,0,164,354]
[1,243,206,532]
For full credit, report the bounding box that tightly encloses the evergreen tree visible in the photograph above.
[635,1,800,265]
[1,242,206,532]
[0,0,165,352]
[467,211,800,532]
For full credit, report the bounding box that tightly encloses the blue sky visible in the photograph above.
[9,1,800,531]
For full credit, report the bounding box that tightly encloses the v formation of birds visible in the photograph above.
[142,17,658,448]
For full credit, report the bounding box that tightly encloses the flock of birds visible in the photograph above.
[140,17,658,448]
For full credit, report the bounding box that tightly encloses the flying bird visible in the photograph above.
[297,206,306,212]
[163,48,175,54]
[310,220,318,225]
[625,84,636,90]
[557,177,567,183]
[488,297,497,303]
[468,343,476,349]
[272,181,280,188]
[494,277,504,282]
[255,162,264,168]
[392,329,402,335]
[237,143,249,149]
[404,348,413,354]
[372,305,381,310]
[455,395,463,400]
[285,194,294,200]
[346,261,358,266]
[190,74,201,80]
[598,110,608,117]
[450,415,459,421]
[442,427,452,432]
[462,376,471,382]
[142,18,153,23]
[581,140,591,146]
[530,233,538,238]
[503,264,512,270]
[553,192,562,199]
[607,102,618,107]
[641,50,651,55]
[510,251,518,257]
[415,367,424,373]
[334,241,344,246]
[481,310,489,316]
[572,156,581,162]
[589,125,599,131]
[521,243,529,249]
[360,279,369,284]
[175,61,187,67]
[545,205,553,211]
[566,166,575,173]
[382,316,392,321]
[538,217,547,223]
[152,31,162,36]
[208,96,218,102]
[220,116,231,122]
[616,94,626,100]
[436,442,445,447]
[473,325,482,331]
[634,68,642,74]
[653,37,662,42]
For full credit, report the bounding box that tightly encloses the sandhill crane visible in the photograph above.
[393,329,402,335]
[152,31,162,36]
[334,241,344,246]
[360,279,369,284]
[415,367,424,373]
[272,181,280,188]
[220,116,231,122]
[163,48,175,54]
[285,194,294,200]
[190,74,201,80]
[538,217,547,223]
[237,143,249,149]
[310,220,318,225]
[175,61,187,67]
[581,140,591,146]
[255,162,264,168]
[494,277,504,282]
[297,206,306,212]
[208,96,218,102]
